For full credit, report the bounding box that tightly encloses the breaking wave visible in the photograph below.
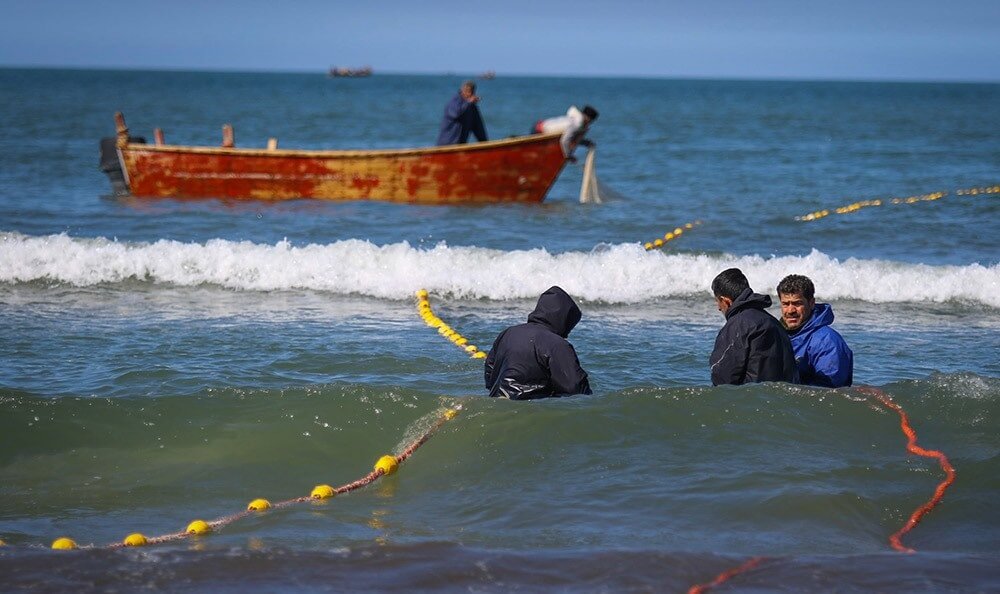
[2,232,998,307]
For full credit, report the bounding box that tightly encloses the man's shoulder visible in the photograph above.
[803,324,851,350]
[540,115,571,133]
[730,306,781,328]
[522,323,573,348]
[504,322,560,338]
[501,322,534,336]
[446,93,468,108]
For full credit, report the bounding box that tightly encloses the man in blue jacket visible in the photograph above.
[777,274,854,388]
[709,268,798,386]
[484,286,592,400]
[436,81,488,145]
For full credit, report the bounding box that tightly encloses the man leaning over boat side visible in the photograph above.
[531,104,599,162]
[436,80,488,146]
[777,274,854,388]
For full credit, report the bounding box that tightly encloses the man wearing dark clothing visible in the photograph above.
[484,286,592,400]
[436,80,488,146]
[709,268,798,386]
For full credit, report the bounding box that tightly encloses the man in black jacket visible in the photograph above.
[484,286,592,400]
[709,268,798,386]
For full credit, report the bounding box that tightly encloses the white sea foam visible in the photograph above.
[2,232,998,307]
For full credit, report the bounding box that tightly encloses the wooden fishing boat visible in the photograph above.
[101,113,569,204]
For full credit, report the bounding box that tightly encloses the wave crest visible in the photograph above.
[2,232,997,306]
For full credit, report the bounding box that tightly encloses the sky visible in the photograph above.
[1,0,998,82]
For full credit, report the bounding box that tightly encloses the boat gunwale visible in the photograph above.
[121,132,566,159]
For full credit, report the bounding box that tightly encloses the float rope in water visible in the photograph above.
[955,184,1000,196]
[685,387,956,591]
[859,386,957,553]
[795,183,997,221]
[643,220,701,251]
[797,191,944,221]
[415,289,487,359]
[44,406,460,550]
[687,556,767,594]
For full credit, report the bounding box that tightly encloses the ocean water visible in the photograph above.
[1,68,999,592]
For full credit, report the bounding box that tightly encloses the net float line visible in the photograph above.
[643,220,701,251]
[858,386,956,553]
[415,289,487,359]
[797,192,942,221]
[955,184,999,196]
[44,406,461,551]
[796,183,997,222]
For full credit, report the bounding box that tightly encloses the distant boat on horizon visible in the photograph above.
[479,70,496,80]
[328,65,372,78]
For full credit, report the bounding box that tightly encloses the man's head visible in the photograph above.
[528,286,582,338]
[460,80,477,100]
[711,268,750,315]
[777,274,816,332]
[582,105,599,123]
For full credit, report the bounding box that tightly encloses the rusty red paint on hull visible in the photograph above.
[119,133,568,204]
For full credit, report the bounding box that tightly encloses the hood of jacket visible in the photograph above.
[527,286,582,338]
[788,302,835,337]
[725,287,772,320]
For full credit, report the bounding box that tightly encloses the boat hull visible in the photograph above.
[117,133,568,204]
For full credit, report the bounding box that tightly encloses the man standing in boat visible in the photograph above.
[532,105,599,161]
[436,81,488,145]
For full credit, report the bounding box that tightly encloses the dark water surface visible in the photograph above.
[1,69,999,591]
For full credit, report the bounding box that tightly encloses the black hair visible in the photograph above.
[711,268,750,300]
[582,105,599,121]
[777,274,815,301]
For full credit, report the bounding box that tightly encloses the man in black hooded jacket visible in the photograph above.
[709,268,798,386]
[484,286,592,400]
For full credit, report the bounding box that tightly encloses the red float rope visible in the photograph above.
[687,556,766,594]
[858,386,956,553]
[686,387,956,591]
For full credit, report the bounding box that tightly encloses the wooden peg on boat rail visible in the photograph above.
[114,112,129,148]
[267,137,278,150]
[222,124,234,148]
[153,128,165,146]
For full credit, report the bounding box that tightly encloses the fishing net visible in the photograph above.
[579,146,624,204]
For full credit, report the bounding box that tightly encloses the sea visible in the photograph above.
[1,68,998,592]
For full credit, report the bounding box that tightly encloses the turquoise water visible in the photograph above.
[1,68,999,591]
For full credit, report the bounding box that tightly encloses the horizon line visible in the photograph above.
[2,63,998,85]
